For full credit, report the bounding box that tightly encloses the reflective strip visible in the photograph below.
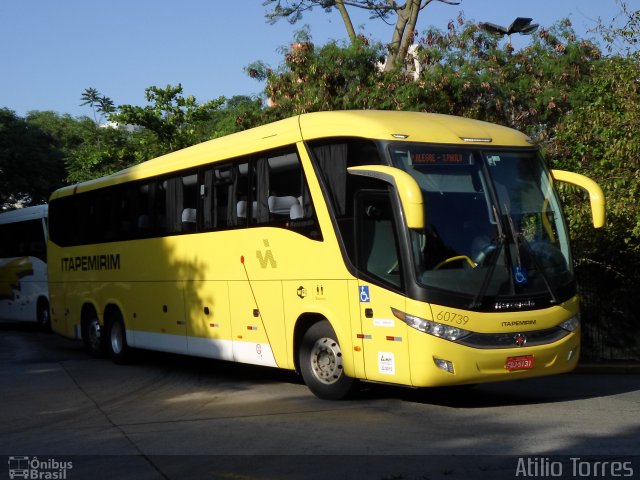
[386,336,402,342]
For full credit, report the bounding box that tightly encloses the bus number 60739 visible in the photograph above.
[436,311,469,326]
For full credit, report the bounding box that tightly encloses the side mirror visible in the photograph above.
[551,169,606,228]
[348,165,424,229]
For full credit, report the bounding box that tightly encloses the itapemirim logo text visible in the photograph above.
[8,456,73,479]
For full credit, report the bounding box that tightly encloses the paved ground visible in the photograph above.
[1,322,639,479]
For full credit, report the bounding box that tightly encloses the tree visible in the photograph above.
[65,123,142,183]
[547,28,640,359]
[0,109,66,209]
[248,31,385,116]
[593,0,639,59]
[111,83,225,155]
[404,17,600,139]
[549,3,640,292]
[207,95,265,136]
[263,0,459,70]
[80,87,115,125]
[65,84,233,182]
[26,110,88,156]
[255,17,600,133]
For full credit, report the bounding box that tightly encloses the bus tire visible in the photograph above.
[299,321,356,400]
[37,298,50,331]
[106,311,132,365]
[82,311,106,357]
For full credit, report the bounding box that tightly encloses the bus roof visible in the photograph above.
[49,110,533,200]
[297,110,532,145]
[0,204,48,225]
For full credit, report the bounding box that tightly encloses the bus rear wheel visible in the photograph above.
[106,311,132,365]
[299,321,356,400]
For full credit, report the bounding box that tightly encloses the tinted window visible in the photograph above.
[0,219,47,261]
[49,146,322,246]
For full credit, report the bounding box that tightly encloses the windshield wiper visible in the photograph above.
[504,204,559,305]
[469,205,506,309]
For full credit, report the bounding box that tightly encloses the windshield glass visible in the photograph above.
[389,144,572,307]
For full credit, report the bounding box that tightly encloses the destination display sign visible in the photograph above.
[410,151,466,165]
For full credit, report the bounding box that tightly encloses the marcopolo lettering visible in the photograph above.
[61,254,120,272]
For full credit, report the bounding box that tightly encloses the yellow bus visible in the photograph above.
[47,111,605,399]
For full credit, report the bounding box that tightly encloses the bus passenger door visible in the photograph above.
[355,190,411,385]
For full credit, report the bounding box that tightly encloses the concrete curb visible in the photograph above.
[575,363,640,374]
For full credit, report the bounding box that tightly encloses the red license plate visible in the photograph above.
[505,355,535,371]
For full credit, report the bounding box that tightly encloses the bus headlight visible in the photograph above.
[559,314,580,332]
[392,308,471,342]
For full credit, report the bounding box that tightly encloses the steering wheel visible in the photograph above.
[433,255,477,270]
[474,244,499,266]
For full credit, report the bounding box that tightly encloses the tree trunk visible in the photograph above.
[385,2,410,71]
[385,0,426,71]
[336,0,357,43]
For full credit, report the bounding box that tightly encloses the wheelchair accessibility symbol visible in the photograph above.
[513,266,529,285]
[359,286,370,303]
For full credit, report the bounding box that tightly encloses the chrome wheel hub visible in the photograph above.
[88,320,102,350]
[110,321,123,354]
[310,336,343,385]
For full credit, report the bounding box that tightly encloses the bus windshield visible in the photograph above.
[389,144,572,307]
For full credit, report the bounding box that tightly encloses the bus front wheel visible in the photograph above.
[299,321,356,400]
[37,298,50,331]
[106,311,132,365]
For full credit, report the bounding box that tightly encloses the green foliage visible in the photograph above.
[80,87,115,124]
[262,0,461,69]
[208,95,266,136]
[254,35,386,116]
[552,53,640,273]
[111,84,225,156]
[0,108,66,209]
[26,111,84,150]
[260,17,600,135]
[550,51,640,359]
[370,16,600,142]
[64,84,255,183]
[65,122,144,183]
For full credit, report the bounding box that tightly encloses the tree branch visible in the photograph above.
[336,0,358,43]
[397,0,420,63]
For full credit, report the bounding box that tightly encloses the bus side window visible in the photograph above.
[232,162,249,226]
[309,138,382,259]
[355,190,403,289]
[201,152,318,237]
[252,150,315,225]
[201,163,248,230]
[161,172,198,234]
[132,182,154,237]
[181,174,198,233]
[251,158,271,224]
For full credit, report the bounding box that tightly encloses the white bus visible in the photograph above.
[0,204,50,328]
